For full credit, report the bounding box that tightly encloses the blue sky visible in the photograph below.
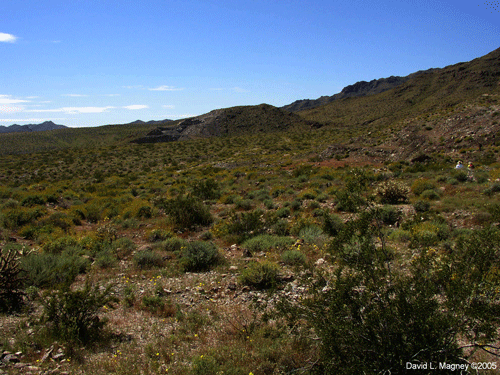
[1,0,499,127]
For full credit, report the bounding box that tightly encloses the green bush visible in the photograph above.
[241,235,294,254]
[191,179,221,200]
[414,200,431,213]
[420,189,440,200]
[133,250,164,269]
[156,195,213,229]
[379,206,402,225]
[411,178,437,196]
[181,241,219,272]
[21,251,90,288]
[239,261,280,289]
[277,211,500,374]
[322,212,343,236]
[40,281,116,344]
[275,207,291,218]
[161,237,189,252]
[281,250,306,266]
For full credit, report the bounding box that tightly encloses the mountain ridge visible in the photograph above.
[0,121,67,133]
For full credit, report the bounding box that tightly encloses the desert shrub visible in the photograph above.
[334,189,365,213]
[147,228,172,242]
[414,200,431,213]
[263,199,275,209]
[379,206,402,225]
[20,194,46,207]
[0,249,26,313]
[281,250,306,266]
[276,211,500,374]
[95,249,117,269]
[141,295,176,317]
[272,219,290,236]
[387,229,411,243]
[298,225,325,244]
[84,202,103,223]
[420,189,440,200]
[133,250,164,269]
[191,178,221,200]
[21,251,90,288]
[239,261,280,289]
[42,236,80,255]
[156,195,213,229]
[410,220,450,248]
[290,199,302,211]
[375,180,410,204]
[191,354,219,375]
[181,241,219,272]
[136,205,152,218]
[215,210,265,243]
[411,178,437,196]
[484,182,500,196]
[322,212,343,236]
[241,235,294,254]
[38,212,73,232]
[275,207,291,218]
[235,198,254,211]
[451,169,468,182]
[1,207,47,229]
[40,281,116,345]
[161,237,189,252]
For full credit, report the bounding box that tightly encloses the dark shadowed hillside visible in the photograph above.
[132,104,322,144]
[0,121,67,133]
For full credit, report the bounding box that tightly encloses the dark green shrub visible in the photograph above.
[334,190,365,213]
[298,225,325,244]
[421,189,440,200]
[235,199,254,211]
[181,241,219,272]
[0,249,26,313]
[1,207,47,229]
[156,195,213,229]
[133,250,164,269]
[136,205,152,218]
[40,281,116,344]
[414,200,431,213]
[277,211,500,374]
[161,237,189,252]
[147,228,172,242]
[239,261,279,289]
[241,235,294,254]
[276,207,291,218]
[21,251,90,288]
[452,170,468,182]
[272,219,290,236]
[95,250,117,269]
[281,250,306,266]
[379,206,402,225]
[484,183,500,196]
[191,179,221,200]
[322,212,343,236]
[411,178,437,196]
[222,210,265,243]
[21,195,46,207]
[141,295,176,317]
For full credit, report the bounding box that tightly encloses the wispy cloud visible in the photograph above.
[0,118,67,123]
[0,33,17,43]
[0,105,23,113]
[0,95,29,105]
[123,105,149,110]
[162,105,175,109]
[148,85,184,91]
[123,85,144,89]
[232,87,249,93]
[26,106,114,114]
[62,94,88,97]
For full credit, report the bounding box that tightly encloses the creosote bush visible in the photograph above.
[155,195,213,229]
[40,281,116,345]
[181,241,220,272]
[239,261,280,289]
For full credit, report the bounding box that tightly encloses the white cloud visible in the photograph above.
[162,105,175,109]
[62,94,88,97]
[0,95,29,105]
[0,105,23,113]
[26,106,114,114]
[232,87,249,93]
[123,85,144,89]
[0,33,17,43]
[0,118,67,123]
[123,105,149,110]
[148,85,184,91]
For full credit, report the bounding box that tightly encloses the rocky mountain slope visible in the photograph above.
[281,69,437,112]
[132,103,321,144]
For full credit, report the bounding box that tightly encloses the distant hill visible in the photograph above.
[282,69,437,112]
[0,121,67,133]
[132,104,321,144]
